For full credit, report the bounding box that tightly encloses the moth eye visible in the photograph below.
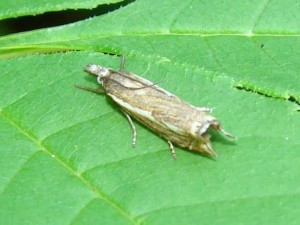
[209,120,220,130]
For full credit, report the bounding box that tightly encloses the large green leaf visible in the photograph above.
[0,0,299,225]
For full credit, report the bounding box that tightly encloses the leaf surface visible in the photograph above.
[0,1,299,225]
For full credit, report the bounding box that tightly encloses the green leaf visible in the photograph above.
[0,1,299,225]
[0,0,123,20]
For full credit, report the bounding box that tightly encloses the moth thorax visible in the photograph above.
[98,67,110,77]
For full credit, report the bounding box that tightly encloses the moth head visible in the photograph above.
[201,118,235,140]
[207,119,221,131]
[84,64,110,78]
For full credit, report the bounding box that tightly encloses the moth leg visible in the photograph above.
[141,62,151,76]
[123,111,137,148]
[120,55,126,71]
[75,85,105,94]
[167,141,177,159]
[196,107,213,113]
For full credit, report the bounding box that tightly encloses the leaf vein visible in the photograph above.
[0,111,139,225]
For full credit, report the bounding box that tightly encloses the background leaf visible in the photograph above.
[0,0,299,225]
[0,0,123,20]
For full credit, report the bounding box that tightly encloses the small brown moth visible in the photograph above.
[77,56,234,158]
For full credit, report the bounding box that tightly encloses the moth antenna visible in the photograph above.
[75,84,105,94]
[104,76,165,91]
[120,55,126,71]
[128,80,165,90]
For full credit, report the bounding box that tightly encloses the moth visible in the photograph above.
[77,56,234,158]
